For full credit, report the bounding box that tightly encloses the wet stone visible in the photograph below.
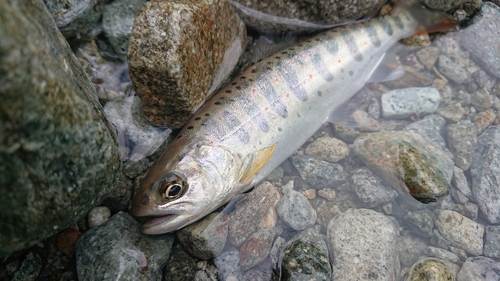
[332,123,363,143]
[269,236,286,267]
[470,125,500,223]
[426,246,460,264]
[44,0,106,38]
[472,109,496,134]
[449,246,467,262]
[484,225,500,259]
[177,212,230,260]
[353,131,453,203]
[76,212,175,281]
[457,257,500,281]
[459,2,500,78]
[472,87,493,111]
[229,181,280,246]
[317,188,336,201]
[304,136,349,163]
[403,209,434,238]
[102,0,146,59]
[350,167,398,207]
[437,55,470,84]
[416,46,441,71]
[327,209,399,281]
[292,155,347,189]
[436,102,466,122]
[164,244,197,281]
[280,227,331,281]
[0,0,121,255]
[446,120,478,171]
[241,268,272,281]
[87,206,111,228]
[452,166,473,199]
[11,251,43,281]
[56,228,82,258]
[397,232,428,267]
[214,248,243,281]
[230,0,386,33]
[239,227,275,270]
[405,258,459,281]
[434,209,484,256]
[403,114,447,151]
[265,166,284,182]
[384,66,434,89]
[276,189,317,231]
[420,0,469,11]
[127,0,247,128]
[381,87,441,119]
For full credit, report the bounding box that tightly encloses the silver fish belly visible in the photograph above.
[131,8,428,234]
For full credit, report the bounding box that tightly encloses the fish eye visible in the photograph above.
[158,172,188,200]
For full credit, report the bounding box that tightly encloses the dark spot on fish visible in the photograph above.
[215,101,222,105]
[195,117,201,120]
[311,48,334,81]
[226,90,232,93]
[177,135,182,139]
[278,127,282,132]
[147,82,152,87]
[187,126,193,130]
[249,79,254,82]
[349,71,353,76]
[281,51,287,54]
[204,113,210,116]
[341,29,363,62]
[236,86,242,90]
[231,82,237,85]
[277,62,308,101]
[275,56,281,59]
[378,18,393,36]
[393,15,404,30]
[317,91,322,96]
[266,67,272,70]
[267,61,273,65]
[365,24,381,47]
[240,76,246,80]
[297,113,301,117]
[251,69,257,73]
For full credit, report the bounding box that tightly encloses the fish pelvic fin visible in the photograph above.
[239,143,276,184]
[396,1,457,36]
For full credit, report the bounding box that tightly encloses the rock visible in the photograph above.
[305,137,349,163]
[459,2,500,78]
[381,87,440,119]
[470,125,500,223]
[292,155,347,188]
[420,0,469,11]
[276,189,317,231]
[265,166,284,182]
[56,228,82,258]
[472,109,496,134]
[100,173,134,213]
[384,66,434,88]
[213,248,243,281]
[11,251,43,281]
[0,0,121,255]
[241,268,272,281]
[484,225,500,259]
[426,246,460,263]
[269,236,286,267]
[416,47,441,71]
[310,198,344,232]
[44,0,106,38]
[405,258,459,281]
[177,212,230,260]
[164,244,197,281]
[350,167,398,207]
[239,227,275,270]
[452,166,473,199]
[472,87,493,111]
[280,227,331,281]
[437,55,470,84]
[317,188,336,201]
[76,212,175,281]
[403,209,434,238]
[436,102,466,122]
[127,0,247,128]
[472,69,497,91]
[87,206,111,228]
[446,120,478,170]
[434,209,484,256]
[397,232,428,267]
[102,0,146,59]
[449,246,467,262]
[353,131,453,203]
[457,257,500,281]
[230,0,386,33]
[327,209,399,281]
[403,114,448,150]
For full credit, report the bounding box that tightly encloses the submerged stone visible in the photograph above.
[405,258,459,281]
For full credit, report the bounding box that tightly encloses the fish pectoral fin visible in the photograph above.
[327,103,374,128]
[239,143,276,184]
[366,50,405,83]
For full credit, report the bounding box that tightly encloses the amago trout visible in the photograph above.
[131,2,456,234]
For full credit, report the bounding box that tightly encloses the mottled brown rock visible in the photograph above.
[127,0,247,128]
[0,0,121,256]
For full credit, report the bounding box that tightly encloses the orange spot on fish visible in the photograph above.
[308,74,313,79]
[338,59,342,63]
[252,88,256,93]
[264,107,268,111]
[274,78,279,83]
[364,41,368,45]
[286,93,290,98]
[353,49,357,54]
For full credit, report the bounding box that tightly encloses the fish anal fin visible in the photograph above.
[239,143,276,184]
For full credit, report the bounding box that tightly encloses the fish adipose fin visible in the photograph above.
[239,143,276,184]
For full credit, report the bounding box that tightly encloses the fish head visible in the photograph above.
[131,144,242,234]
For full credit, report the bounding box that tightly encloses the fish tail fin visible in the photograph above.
[395,0,458,35]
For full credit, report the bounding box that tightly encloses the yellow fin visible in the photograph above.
[239,143,276,184]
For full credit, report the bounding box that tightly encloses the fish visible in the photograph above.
[131,1,456,234]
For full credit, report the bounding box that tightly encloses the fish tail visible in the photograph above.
[395,0,458,35]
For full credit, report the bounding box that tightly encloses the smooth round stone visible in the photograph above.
[446,120,478,171]
[177,212,230,260]
[213,248,243,281]
[471,87,493,111]
[87,206,111,228]
[405,258,459,281]
[436,102,466,122]
[292,154,347,189]
[164,244,197,281]
[381,87,441,119]
[397,232,428,267]
[437,55,470,84]
[457,257,500,281]
[416,47,440,71]
[239,227,275,270]
[484,225,500,259]
[403,114,447,150]
[305,136,349,163]
[403,209,434,238]
[350,167,398,207]
[276,189,317,231]
[434,209,484,256]
[353,131,453,203]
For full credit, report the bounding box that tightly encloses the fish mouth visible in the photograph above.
[140,214,191,235]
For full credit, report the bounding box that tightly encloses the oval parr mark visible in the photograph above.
[259,78,288,118]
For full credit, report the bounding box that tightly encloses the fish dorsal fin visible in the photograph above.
[239,144,276,184]
[366,51,405,83]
